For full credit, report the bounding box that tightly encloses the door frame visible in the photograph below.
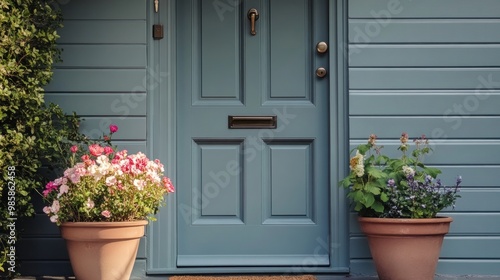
[146,0,349,274]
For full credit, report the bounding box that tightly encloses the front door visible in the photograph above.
[176,0,330,268]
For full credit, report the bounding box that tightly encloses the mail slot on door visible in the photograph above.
[228,116,277,129]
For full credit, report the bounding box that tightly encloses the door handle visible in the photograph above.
[247,8,259,36]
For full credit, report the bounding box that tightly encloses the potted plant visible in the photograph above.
[340,133,461,280]
[41,124,175,280]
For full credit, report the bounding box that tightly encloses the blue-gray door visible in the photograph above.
[176,0,330,267]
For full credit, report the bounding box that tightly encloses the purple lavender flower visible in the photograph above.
[425,175,432,184]
[387,179,395,187]
[436,179,442,188]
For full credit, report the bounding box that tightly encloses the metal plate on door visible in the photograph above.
[228,116,277,129]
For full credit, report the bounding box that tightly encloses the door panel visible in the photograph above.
[177,0,329,268]
[196,0,243,104]
[269,0,311,99]
[263,141,314,222]
[193,140,244,224]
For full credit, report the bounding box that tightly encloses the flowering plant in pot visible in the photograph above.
[340,133,461,280]
[42,124,175,280]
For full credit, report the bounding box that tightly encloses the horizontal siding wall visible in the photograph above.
[21,0,148,276]
[348,0,500,276]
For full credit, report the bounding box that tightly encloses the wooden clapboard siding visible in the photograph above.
[349,0,500,18]
[350,46,500,67]
[57,21,146,44]
[56,45,147,68]
[44,93,147,116]
[348,0,500,276]
[349,20,500,44]
[19,0,149,276]
[46,69,148,92]
[350,141,500,165]
[349,68,500,90]
[60,0,145,20]
[350,91,500,115]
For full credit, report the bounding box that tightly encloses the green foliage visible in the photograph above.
[340,133,461,218]
[0,0,84,275]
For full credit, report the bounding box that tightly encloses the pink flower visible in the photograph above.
[51,200,60,213]
[163,177,175,193]
[105,176,117,187]
[133,154,149,173]
[112,150,128,164]
[109,124,118,133]
[104,146,114,155]
[59,184,69,195]
[154,159,164,172]
[50,215,58,223]
[101,210,111,218]
[43,181,58,197]
[81,154,93,166]
[53,177,66,186]
[43,206,51,214]
[46,181,57,189]
[121,158,134,173]
[89,144,104,157]
[70,145,78,153]
[68,172,81,184]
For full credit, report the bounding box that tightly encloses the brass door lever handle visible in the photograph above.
[247,8,259,36]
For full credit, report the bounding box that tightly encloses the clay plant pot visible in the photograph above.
[358,217,453,280]
[60,220,148,280]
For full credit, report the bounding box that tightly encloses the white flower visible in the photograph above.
[86,198,95,209]
[134,179,145,190]
[349,150,365,177]
[402,165,415,177]
[88,164,104,181]
[88,164,97,175]
[96,155,109,165]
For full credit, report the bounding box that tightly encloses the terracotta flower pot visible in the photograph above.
[60,220,148,280]
[358,217,453,280]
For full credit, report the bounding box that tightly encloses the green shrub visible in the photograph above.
[0,0,84,275]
